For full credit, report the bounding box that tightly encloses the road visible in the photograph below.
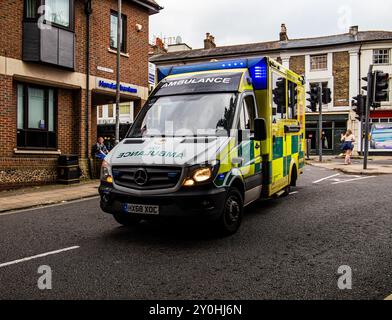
[0,166,391,300]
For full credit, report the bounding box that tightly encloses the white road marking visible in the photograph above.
[312,173,341,184]
[385,294,392,300]
[331,176,375,185]
[0,246,80,268]
[289,191,299,195]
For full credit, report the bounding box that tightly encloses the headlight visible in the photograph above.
[183,161,219,187]
[193,167,212,182]
[100,161,113,183]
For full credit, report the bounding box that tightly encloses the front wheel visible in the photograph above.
[215,188,243,236]
[113,212,142,227]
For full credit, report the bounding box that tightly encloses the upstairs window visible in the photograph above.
[373,49,390,65]
[110,11,127,53]
[45,0,71,28]
[25,0,39,19]
[310,54,328,71]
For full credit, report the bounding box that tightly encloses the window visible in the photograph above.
[288,81,298,119]
[110,11,127,53]
[373,49,390,65]
[17,84,57,149]
[108,104,114,118]
[272,72,287,123]
[310,54,328,71]
[120,104,131,115]
[45,0,71,28]
[25,0,38,19]
[238,96,256,131]
[98,106,103,119]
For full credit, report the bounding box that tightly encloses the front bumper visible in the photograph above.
[99,183,227,220]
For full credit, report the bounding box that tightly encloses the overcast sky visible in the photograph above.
[150,0,392,49]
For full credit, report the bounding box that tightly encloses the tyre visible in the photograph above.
[113,212,142,227]
[290,166,298,187]
[215,187,243,236]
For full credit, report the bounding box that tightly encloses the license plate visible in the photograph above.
[123,203,159,215]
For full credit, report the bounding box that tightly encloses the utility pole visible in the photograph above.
[363,65,373,170]
[115,0,122,145]
[318,83,323,163]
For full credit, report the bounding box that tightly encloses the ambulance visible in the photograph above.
[99,57,306,235]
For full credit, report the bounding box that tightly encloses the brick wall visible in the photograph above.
[289,56,305,75]
[0,75,17,158]
[75,0,150,87]
[0,0,23,59]
[333,51,350,107]
[1,0,150,88]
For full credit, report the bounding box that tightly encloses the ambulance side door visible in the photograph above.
[237,93,262,205]
[270,72,289,194]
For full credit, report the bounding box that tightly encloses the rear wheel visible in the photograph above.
[113,212,142,227]
[215,187,243,236]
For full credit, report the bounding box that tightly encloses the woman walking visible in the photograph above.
[341,129,356,165]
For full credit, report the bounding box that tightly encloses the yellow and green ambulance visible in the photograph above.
[99,57,306,235]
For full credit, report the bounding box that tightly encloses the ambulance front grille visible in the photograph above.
[111,166,183,190]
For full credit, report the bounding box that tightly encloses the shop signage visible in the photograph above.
[97,80,137,94]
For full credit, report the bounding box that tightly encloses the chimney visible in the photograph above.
[279,23,288,42]
[204,32,216,49]
[349,26,359,37]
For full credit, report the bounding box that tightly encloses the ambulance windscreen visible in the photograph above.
[128,93,238,138]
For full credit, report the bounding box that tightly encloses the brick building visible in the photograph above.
[0,0,161,190]
[150,25,392,155]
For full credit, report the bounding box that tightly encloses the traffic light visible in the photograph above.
[362,75,372,93]
[273,78,286,112]
[352,94,366,121]
[322,87,332,104]
[306,86,319,112]
[374,71,389,103]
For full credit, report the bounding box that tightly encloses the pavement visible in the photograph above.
[0,181,100,213]
[306,155,392,175]
[0,166,391,300]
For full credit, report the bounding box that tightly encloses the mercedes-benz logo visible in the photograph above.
[134,168,148,186]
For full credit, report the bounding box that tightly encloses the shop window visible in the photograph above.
[310,54,328,71]
[120,104,131,115]
[110,11,127,53]
[108,104,114,118]
[17,84,57,149]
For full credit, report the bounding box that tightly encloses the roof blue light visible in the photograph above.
[157,57,268,90]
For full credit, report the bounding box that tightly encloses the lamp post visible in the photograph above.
[115,0,122,145]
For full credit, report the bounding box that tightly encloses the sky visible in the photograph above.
[150,0,392,49]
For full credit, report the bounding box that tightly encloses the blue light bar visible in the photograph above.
[157,57,268,90]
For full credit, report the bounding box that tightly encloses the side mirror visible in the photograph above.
[254,118,267,141]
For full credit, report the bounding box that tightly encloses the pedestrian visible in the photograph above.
[341,129,355,165]
[92,137,109,160]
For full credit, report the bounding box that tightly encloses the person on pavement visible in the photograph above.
[92,137,109,160]
[341,129,355,165]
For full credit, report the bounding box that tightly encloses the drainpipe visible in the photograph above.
[85,0,92,175]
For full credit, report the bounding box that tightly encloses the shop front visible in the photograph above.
[305,113,349,155]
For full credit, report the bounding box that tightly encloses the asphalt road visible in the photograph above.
[0,166,391,300]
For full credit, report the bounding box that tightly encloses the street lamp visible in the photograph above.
[115,0,122,145]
